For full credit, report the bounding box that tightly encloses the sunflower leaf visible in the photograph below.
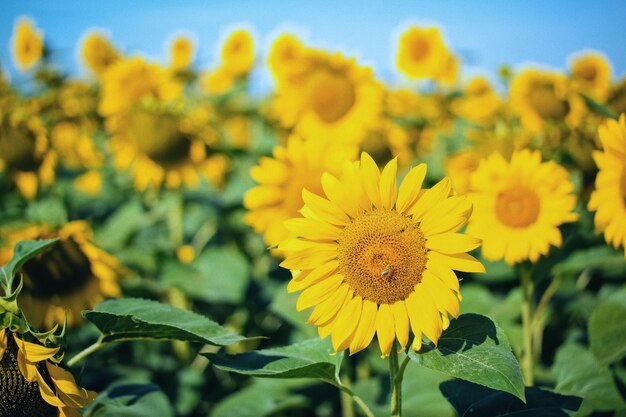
[589,288,626,364]
[83,298,250,346]
[0,239,58,295]
[408,313,526,401]
[204,338,342,380]
[579,93,618,119]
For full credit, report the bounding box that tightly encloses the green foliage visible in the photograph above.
[589,287,626,365]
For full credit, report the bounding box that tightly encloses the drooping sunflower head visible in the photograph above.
[244,135,358,250]
[0,221,122,328]
[589,114,626,257]
[279,153,484,356]
[169,35,195,71]
[569,51,612,102]
[220,28,255,78]
[11,17,44,72]
[80,31,121,79]
[396,25,447,79]
[467,149,578,265]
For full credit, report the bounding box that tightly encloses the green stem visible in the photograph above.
[520,265,534,386]
[323,379,375,417]
[66,336,104,367]
[390,347,402,417]
[340,376,355,417]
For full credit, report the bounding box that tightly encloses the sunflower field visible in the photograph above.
[1,9,625,417]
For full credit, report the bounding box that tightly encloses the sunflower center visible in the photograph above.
[578,64,597,82]
[0,334,56,417]
[21,239,94,298]
[528,82,568,120]
[309,71,356,123]
[495,186,541,227]
[128,110,191,167]
[0,127,38,171]
[337,209,427,304]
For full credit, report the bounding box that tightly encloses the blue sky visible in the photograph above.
[2,0,625,90]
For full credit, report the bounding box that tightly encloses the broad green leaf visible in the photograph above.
[553,343,625,415]
[84,298,249,346]
[25,197,68,226]
[440,379,582,417]
[161,247,250,304]
[0,239,58,290]
[204,338,342,380]
[409,314,525,401]
[85,384,174,417]
[589,287,626,364]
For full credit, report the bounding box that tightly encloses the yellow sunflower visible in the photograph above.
[170,35,195,71]
[199,67,234,95]
[279,153,483,356]
[273,50,383,145]
[220,29,255,78]
[0,221,122,328]
[80,31,120,79]
[569,51,612,102]
[244,135,358,250]
[11,17,44,72]
[0,328,96,417]
[451,76,502,125]
[268,33,310,84]
[50,122,103,170]
[435,51,459,86]
[588,114,626,256]
[608,78,626,115]
[467,150,578,265]
[396,25,447,80]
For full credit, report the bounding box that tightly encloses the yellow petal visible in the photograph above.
[296,274,344,311]
[409,177,451,220]
[288,260,340,293]
[396,164,427,214]
[422,270,460,318]
[0,329,6,360]
[425,233,481,254]
[406,286,443,345]
[307,284,350,325]
[13,334,59,362]
[47,362,97,408]
[376,304,395,357]
[349,299,378,355]
[360,153,382,208]
[429,252,485,273]
[332,296,363,351]
[284,218,342,241]
[426,258,460,293]
[279,246,337,270]
[321,172,362,219]
[390,301,410,348]
[379,158,398,210]
[302,188,350,226]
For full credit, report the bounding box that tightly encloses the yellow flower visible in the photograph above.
[467,150,578,265]
[279,153,483,356]
[0,329,96,417]
[273,50,383,145]
[222,116,251,149]
[220,29,255,78]
[177,245,196,264]
[74,170,102,195]
[569,51,612,102]
[170,35,195,70]
[268,33,310,84]
[11,17,44,71]
[244,135,358,250]
[396,26,446,79]
[51,122,103,169]
[435,51,459,85]
[80,31,120,79]
[588,114,626,256]
[608,78,626,115]
[200,67,234,95]
[0,221,123,328]
[451,76,502,125]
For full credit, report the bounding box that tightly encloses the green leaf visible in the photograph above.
[26,197,68,227]
[580,93,618,119]
[0,239,58,291]
[553,343,625,415]
[440,379,582,417]
[552,246,626,278]
[85,384,174,417]
[94,200,145,250]
[84,298,249,346]
[589,287,626,364]
[409,314,525,401]
[204,338,342,380]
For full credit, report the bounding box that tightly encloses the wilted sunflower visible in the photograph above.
[0,328,96,417]
[220,29,255,78]
[588,114,626,256]
[169,35,195,71]
[80,31,120,79]
[467,150,578,265]
[396,25,447,80]
[245,135,358,250]
[11,17,44,72]
[279,153,483,356]
[0,221,122,328]
[569,51,612,102]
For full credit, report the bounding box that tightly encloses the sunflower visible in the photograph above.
[0,328,96,417]
[273,50,383,145]
[0,221,122,328]
[50,122,103,170]
[199,67,234,95]
[169,36,195,71]
[279,153,483,356]
[11,17,44,72]
[268,33,310,84]
[588,114,626,256]
[451,76,502,125]
[244,135,358,250]
[396,25,447,80]
[608,78,626,115]
[569,51,612,102]
[467,150,578,265]
[80,31,120,79]
[435,51,459,86]
[220,29,255,78]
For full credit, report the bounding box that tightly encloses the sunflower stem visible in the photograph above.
[66,336,104,367]
[520,264,534,386]
[322,378,375,417]
[389,346,402,417]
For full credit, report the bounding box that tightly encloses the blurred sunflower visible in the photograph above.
[435,51,459,86]
[451,76,502,125]
[569,51,612,102]
[0,221,122,328]
[588,114,626,257]
[273,50,383,145]
[220,29,255,78]
[0,328,96,417]
[50,122,103,170]
[169,35,195,71]
[11,17,44,72]
[80,31,120,79]
[280,153,483,356]
[268,33,310,84]
[244,135,358,250]
[467,150,578,265]
[510,68,584,133]
[396,26,446,80]
[608,78,626,115]
[200,67,234,95]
